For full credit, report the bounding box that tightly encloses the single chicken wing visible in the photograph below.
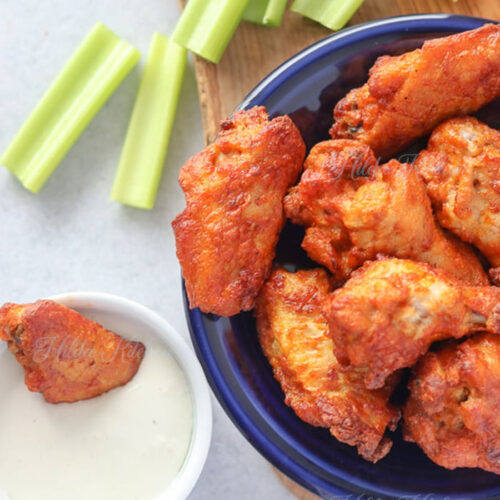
[284,140,488,285]
[330,24,500,158]
[404,333,500,474]
[255,267,400,462]
[173,106,305,316]
[0,300,145,404]
[416,117,500,279]
[323,258,500,389]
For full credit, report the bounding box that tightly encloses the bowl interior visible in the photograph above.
[186,15,500,499]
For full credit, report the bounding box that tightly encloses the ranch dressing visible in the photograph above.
[0,340,193,500]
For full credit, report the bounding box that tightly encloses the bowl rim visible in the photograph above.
[49,291,212,500]
[237,13,496,113]
[187,13,498,499]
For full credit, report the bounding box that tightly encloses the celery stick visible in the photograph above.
[1,23,140,193]
[173,0,250,63]
[243,0,287,27]
[110,34,187,210]
[291,0,365,31]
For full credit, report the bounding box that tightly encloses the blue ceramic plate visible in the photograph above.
[185,14,500,499]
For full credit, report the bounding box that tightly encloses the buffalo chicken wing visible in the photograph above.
[284,140,488,285]
[324,258,500,389]
[404,333,500,474]
[173,107,305,316]
[416,117,500,280]
[255,267,400,462]
[0,300,145,404]
[330,24,500,158]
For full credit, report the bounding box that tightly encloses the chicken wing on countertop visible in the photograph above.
[0,300,145,404]
[404,333,500,474]
[172,106,306,317]
[330,24,500,158]
[416,117,500,280]
[323,258,500,390]
[255,267,400,462]
[284,139,488,285]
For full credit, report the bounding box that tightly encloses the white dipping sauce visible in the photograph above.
[0,338,193,500]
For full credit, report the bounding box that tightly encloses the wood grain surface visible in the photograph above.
[176,1,500,499]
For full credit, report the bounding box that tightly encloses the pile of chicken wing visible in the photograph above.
[173,24,500,472]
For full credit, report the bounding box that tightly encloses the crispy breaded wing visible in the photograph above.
[173,107,305,316]
[404,334,500,474]
[323,258,500,389]
[0,300,145,404]
[417,117,500,272]
[284,140,488,285]
[255,267,400,462]
[330,24,500,158]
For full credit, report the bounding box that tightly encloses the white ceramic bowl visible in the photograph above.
[49,291,212,500]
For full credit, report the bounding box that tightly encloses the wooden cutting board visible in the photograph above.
[177,1,500,499]
[179,0,500,145]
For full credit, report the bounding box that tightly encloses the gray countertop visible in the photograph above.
[0,1,296,498]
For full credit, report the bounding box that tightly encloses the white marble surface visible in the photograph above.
[0,1,296,499]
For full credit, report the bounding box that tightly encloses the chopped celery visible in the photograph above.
[1,23,140,193]
[173,0,250,63]
[291,0,365,31]
[110,34,187,210]
[243,0,287,27]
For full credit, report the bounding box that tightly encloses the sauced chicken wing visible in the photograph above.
[416,117,500,277]
[330,24,500,158]
[0,300,145,404]
[255,268,400,462]
[404,334,500,474]
[323,258,500,390]
[284,140,488,285]
[172,106,305,317]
